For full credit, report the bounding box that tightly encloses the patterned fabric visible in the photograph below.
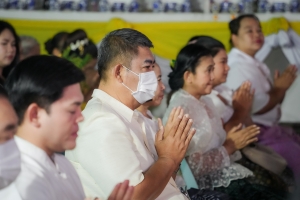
[236,154,289,190]
[214,179,288,200]
[188,188,229,200]
[163,89,253,190]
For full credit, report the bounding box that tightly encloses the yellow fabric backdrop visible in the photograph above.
[5,17,300,59]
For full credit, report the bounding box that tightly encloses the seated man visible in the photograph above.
[4,56,133,200]
[0,85,21,200]
[66,28,195,200]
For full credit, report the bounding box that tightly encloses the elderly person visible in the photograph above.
[19,35,40,61]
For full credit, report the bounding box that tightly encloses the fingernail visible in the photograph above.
[185,114,189,118]
[191,128,195,132]
[189,119,193,123]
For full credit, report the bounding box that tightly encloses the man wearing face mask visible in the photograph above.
[0,85,21,199]
[65,28,195,200]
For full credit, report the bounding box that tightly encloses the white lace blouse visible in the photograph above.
[162,89,253,190]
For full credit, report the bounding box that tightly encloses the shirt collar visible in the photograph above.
[14,136,56,170]
[92,89,134,122]
[231,48,259,65]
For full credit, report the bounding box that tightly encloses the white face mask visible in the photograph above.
[122,65,158,104]
[0,138,21,189]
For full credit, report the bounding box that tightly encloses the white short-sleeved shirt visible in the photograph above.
[66,89,187,200]
[226,48,281,126]
[12,136,85,200]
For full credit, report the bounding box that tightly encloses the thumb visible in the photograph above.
[156,118,164,142]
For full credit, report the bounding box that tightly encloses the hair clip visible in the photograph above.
[70,38,89,51]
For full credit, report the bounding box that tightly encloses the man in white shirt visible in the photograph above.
[3,55,87,200]
[2,55,135,200]
[0,86,22,200]
[66,28,195,200]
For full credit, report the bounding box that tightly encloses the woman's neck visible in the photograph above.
[182,85,202,100]
[136,105,151,119]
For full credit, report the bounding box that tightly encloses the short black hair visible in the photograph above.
[187,36,201,43]
[97,28,153,81]
[229,14,260,48]
[45,31,68,55]
[194,36,225,57]
[5,55,85,124]
[0,20,20,79]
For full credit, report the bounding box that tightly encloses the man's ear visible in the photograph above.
[113,64,124,83]
[231,34,238,47]
[24,103,44,128]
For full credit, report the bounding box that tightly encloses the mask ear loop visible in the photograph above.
[121,64,139,93]
[121,65,140,77]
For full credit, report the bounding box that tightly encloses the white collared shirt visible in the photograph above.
[226,48,281,126]
[13,136,85,200]
[66,89,187,200]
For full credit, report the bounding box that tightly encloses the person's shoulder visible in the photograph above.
[81,97,128,129]
[14,164,52,199]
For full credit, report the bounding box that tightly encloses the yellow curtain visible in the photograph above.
[5,17,300,60]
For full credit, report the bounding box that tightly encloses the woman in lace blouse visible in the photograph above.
[137,62,230,200]
[196,35,292,190]
[163,44,286,199]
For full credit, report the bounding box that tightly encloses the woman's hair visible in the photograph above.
[62,29,94,59]
[194,36,225,57]
[229,14,260,48]
[44,31,68,55]
[167,44,211,104]
[0,20,20,78]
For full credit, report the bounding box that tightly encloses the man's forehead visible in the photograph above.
[55,84,84,105]
[0,98,18,124]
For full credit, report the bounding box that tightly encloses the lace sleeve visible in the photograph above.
[186,146,230,177]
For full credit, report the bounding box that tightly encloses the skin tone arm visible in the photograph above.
[132,107,195,200]
[255,65,297,115]
[137,104,178,181]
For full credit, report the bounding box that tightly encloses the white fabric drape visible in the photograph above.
[256,29,300,123]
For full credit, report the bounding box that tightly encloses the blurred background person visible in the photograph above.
[19,35,40,61]
[44,31,68,57]
[0,20,19,84]
[226,14,300,180]
[61,29,99,103]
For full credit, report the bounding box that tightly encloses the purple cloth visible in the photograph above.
[257,124,300,179]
